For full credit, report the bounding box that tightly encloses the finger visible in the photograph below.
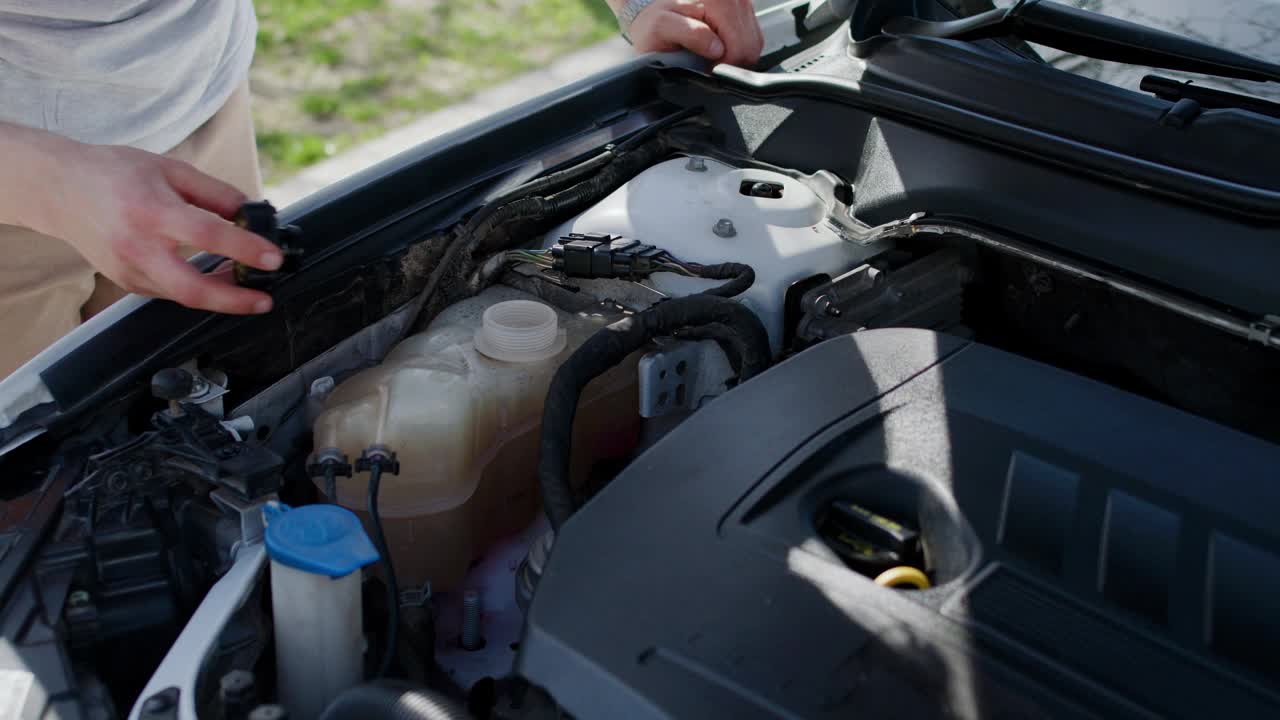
[158,205,283,271]
[138,250,274,315]
[654,12,725,60]
[209,259,238,280]
[160,158,249,219]
[747,6,765,64]
[704,3,761,66]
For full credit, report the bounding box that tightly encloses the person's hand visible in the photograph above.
[618,0,764,67]
[15,131,281,315]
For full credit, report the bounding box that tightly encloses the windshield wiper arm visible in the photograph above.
[1141,75,1280,120]
[883,0,1280,84]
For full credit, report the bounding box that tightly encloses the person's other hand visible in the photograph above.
[27,140,281,315]
[620,0,764,67]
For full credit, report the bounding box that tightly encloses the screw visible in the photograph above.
[713,219,737,238]
[460,589,484,651]
[685,156,707,172]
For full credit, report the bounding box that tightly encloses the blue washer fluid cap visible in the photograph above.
[263,502,379,578]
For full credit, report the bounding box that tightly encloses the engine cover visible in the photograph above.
[517,329,1280,719]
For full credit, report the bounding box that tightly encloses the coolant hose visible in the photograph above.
[318,681,470,720]
[368,463,399,679]
[538,294,771,531]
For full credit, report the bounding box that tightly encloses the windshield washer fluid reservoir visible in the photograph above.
[313,287,639,591]
[542,157,886,352]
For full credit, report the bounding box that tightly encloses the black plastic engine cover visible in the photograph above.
[517,329,1280,719]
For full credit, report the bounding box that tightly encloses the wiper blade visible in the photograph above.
[883,0,1280,84]
[1141,75,1280,121]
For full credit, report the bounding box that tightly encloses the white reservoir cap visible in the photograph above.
[474,300,567,363]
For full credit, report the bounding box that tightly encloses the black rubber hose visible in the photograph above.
[471,136,671,254]
[322,464,338,503]
[367,464,399,679]
[319,681,470,720]
[465,148,616,232]
[612,106,702,153]
[465,105,696,232]
[695,262,755,298]
[673,322,745,377]
[538,295,771,531]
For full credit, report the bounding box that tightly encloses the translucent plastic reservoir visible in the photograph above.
[543,156,885,352]
[313,287,639,591]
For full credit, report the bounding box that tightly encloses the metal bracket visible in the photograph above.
[179,361,230,417]
[1248,315,1280,345]
[209,489,274,556]
[637,339,734,418]
[399,580,433,608]
[830,211,927,246]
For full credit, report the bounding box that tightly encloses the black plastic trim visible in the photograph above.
[705,64,1280,219]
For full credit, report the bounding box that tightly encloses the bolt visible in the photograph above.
[713,218,737,238]
[219,670,256,712]
[1027,268,1054,296]
[811,295,837,318]
[106,471,128,493]
[685,156,707,172]
[460,589,484,651]
[189,374,210,398]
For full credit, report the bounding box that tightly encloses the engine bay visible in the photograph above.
[6,45,1280,719]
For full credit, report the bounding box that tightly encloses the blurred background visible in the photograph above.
[251,0,619,185]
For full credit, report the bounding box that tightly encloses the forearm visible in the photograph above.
[0,121,75,233]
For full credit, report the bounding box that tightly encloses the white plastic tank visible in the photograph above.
[262,502,379,720]
[312,286,640,592]
[542,156,885,352]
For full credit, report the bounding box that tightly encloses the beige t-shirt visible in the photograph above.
[0,1,257,153]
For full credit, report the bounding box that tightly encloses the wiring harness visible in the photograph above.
[503,232,756,298]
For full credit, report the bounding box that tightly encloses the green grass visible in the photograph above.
[253,0,619,182]
[307,44,346,68]
[255,0,383,46]
[299,93,341,119]
[256,131,341,169]
[338,74,391,99]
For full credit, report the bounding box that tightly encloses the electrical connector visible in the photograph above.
[551,232,665,279]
